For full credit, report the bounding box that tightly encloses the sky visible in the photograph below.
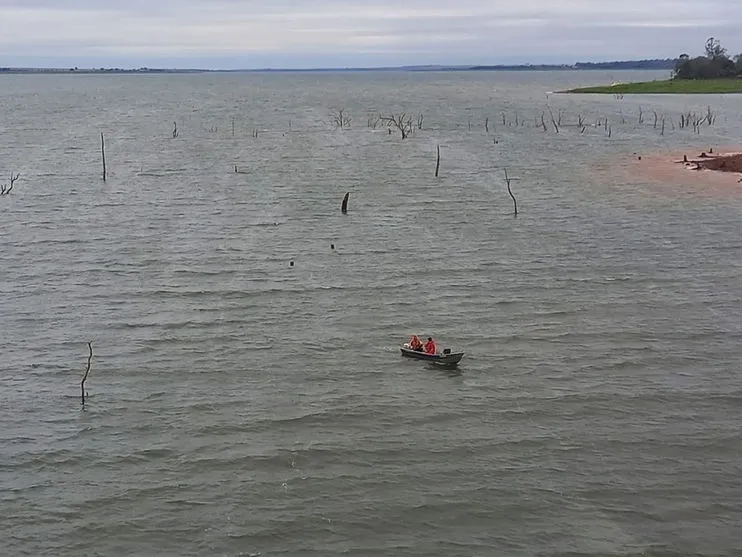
[0,0,740,69]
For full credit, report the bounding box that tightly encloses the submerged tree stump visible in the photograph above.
[341,192,349,214]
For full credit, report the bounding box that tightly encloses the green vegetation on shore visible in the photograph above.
[566,38,742,94]
[566,78,742,94]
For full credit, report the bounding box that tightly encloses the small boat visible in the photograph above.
[400,343,464,367]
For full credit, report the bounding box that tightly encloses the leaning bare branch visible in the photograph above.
[504,169,518,216]
[0,172,20,195]
[547,107,559,133]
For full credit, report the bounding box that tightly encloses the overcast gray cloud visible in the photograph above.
[0,0,739,68]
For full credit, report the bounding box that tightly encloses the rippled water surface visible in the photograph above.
[2,70,742,556]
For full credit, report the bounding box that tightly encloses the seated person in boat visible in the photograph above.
[409,335,424,351]
[424,337,437,355]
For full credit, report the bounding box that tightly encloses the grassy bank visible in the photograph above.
[565,78,742,94]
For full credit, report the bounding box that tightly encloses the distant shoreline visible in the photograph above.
[0,59,676,75]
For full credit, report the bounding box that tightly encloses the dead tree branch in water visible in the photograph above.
[100,133,106,182]
[172,121,179,138]
[485,117,489,133]
[341,192,349,214]
[332,109,351,129]
[547,107,559,133]
[504,168,518,217]
[435,144,441,177]
[379,113,414,139]
[0,172,20,195]
[81,342,93,405]
[417,114,424,130]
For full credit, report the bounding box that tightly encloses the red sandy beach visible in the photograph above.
[626,147,742,193]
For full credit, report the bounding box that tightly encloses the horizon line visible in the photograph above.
[0,58,678,74]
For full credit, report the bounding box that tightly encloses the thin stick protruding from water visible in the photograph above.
[435,144,441,177]
[505,168,517,217]
[100,133,106,182]
[81,342,93,405]
[547,107,559,133]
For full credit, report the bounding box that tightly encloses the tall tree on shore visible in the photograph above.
[705,37,726,59]
[674,38,739,79]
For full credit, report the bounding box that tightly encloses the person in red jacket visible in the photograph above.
[409,335,423,351]
[424,337,437,355]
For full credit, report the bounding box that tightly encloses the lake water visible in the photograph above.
[1,70,741,556]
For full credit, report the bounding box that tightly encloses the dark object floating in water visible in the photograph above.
[400,343,464,367]
[341,192,349,214]
[290,261,294,267]
[330,244,335,250]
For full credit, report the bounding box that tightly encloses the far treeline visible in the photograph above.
[674,38,742,79]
